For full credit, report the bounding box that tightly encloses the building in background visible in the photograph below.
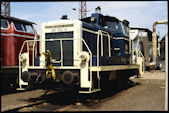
[129,27,160,71]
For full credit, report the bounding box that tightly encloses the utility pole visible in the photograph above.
[79,1,87,19]
[1,2,10,16]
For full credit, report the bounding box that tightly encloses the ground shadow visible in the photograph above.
[23,79,141,108]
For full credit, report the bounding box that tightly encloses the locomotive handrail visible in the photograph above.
[60,40,63,66]
[18,38,93,88]
[135,50,145,74]
[96,30,111,89]
[19,38,93,65]
[32,34,38,66]
[19,38,93,75]
[100,30,111,57]
[139,50,145,73]
[18,40,30,87]
[97,30,111,68]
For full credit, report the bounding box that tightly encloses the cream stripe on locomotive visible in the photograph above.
[1,33,35,39]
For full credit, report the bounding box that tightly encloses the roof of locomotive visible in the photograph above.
[42,19,79,25]
[81,15,120,23]
[81,13,129,25]
[1,15,36,25]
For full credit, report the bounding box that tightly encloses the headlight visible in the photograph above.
[91,17,95,22]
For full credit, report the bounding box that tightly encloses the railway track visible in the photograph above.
[3,98,91,112]
[2,100,74,112]
[2,90,100,112]
[2,79,136,112]
[1,89,80,112]
[2,100,46,112]
[11,99,100,112]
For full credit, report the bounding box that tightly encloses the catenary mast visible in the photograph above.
[1,2,10,16]
[79,1,87,19]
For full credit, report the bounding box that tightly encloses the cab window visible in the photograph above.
[1,19,9,29]
[23,24,35,34]
[122,23,129,36]
[106,21,119,31]
[13,21,24,31]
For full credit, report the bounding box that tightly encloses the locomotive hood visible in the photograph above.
[42,20,81,27]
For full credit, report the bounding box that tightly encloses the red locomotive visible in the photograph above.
[1,15,38,91]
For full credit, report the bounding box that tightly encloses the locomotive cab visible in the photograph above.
[81,13,130,64]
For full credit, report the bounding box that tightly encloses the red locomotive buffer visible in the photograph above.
[1,15,39,91]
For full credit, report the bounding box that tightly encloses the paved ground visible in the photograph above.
[64,70,166,111]
[137,70,166,80]
[1,70,166,111]
[1,89,46,112]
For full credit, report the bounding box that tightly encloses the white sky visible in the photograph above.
[11,1,168,38]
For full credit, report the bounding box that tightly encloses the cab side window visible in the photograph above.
[1,19,9,29]
[13,21,24,31]
[122,23,129,36]
[23,24,35,34]
[107,22,119,31]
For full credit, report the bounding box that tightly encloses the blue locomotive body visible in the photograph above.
[81,13,130,66]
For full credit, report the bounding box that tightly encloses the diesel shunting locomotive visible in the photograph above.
[17,9,139,93]
[1,15,38,91]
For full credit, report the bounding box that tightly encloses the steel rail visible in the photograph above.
[2,100,47,112]
[3,100,75,112]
